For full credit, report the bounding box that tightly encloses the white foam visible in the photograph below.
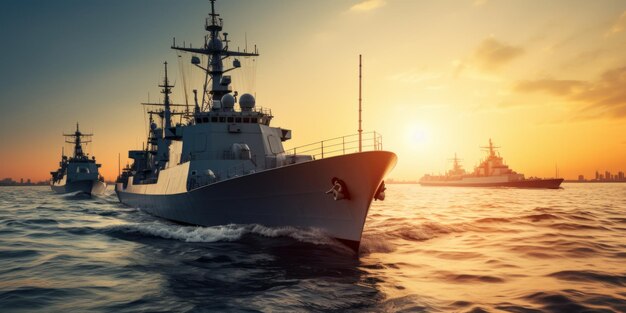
[107,222,336,245]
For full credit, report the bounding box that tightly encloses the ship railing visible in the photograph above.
[254,107,272,116]
[284,131,383,160]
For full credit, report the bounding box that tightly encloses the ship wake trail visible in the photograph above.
[104,222,339,246]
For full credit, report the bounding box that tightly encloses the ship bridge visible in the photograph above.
[193,106,273,126]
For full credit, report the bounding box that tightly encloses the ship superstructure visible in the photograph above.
[420,139,563,189]
[50,123,107,195]
[115,0,397,252]
[446,153,466,177]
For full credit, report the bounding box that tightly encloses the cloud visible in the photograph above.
[454,38,524,78]
[349,0,386,12]
[472,37,524,71]
[607,11,626,36]
[514,66,626,119]
[515,79,587,96]
[575,67,626,117]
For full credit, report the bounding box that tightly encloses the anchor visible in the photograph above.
[326,177,350,200]
[374,181,386,201]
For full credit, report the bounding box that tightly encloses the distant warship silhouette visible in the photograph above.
[50,123,107,195]
[420,139,563,189]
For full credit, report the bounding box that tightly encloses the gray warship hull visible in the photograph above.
[419,178,564,189]
[116,151,396,249]
[51,180,107,195]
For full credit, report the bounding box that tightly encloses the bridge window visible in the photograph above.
[251,117,258,123]
[196,118,202,123]
[219,117,226,123]
[227,117,234,123]
[235,117,241,123]
[202,117,209,123]
[243,117,250,123]
[211,117,218,123]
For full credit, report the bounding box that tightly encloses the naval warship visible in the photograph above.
[50,124,107,195]
[115,0,397,251]
[419,139,563,189]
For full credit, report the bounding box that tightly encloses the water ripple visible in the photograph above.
[549,270,626,287]
[1,184,625,312]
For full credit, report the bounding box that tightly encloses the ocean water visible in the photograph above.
[1,184,625,312]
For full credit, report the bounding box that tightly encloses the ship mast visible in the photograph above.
[481,138,500,159]
[358,54,362,153]
[63,123,92,159]
[452,153,461,171]
[141,62,189,124]
[448,153,464,175]
[160,61,173,130]
[171,0,259,113]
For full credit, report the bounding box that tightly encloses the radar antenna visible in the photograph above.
[480,138,500,158]
[447,153,464,174]
[63,123,92,159]
[171,0,259,113]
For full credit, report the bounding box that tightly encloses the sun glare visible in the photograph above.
[406,125,431,149]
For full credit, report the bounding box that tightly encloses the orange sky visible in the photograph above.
[1,0,625,182]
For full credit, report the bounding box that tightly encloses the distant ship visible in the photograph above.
[419,139,563,189]
[115,0,396,252]
[50,123,107,195]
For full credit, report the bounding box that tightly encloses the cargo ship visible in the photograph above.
[419,139,563,189]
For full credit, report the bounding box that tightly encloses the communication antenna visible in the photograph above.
[358,54,362,152]
[555,163,559,178]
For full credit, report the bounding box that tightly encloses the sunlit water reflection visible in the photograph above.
[1,184,625,312]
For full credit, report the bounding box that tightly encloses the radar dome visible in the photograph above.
[221,94,235,109]
[239,93,256,111]
[150,122,157,130]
